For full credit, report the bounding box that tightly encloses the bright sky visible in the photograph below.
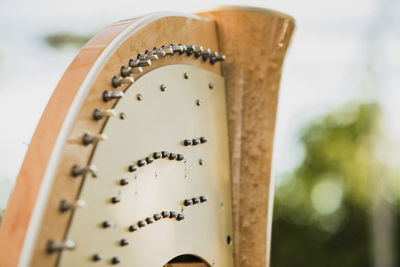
[0,0,399,210]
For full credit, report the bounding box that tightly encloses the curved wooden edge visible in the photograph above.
[197,7,295,267]
[0,18,136,267]
[0,12,221,267]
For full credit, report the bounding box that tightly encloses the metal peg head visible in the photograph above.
[177,213,185,221]
[59,199,86,212]
[103,90,124,102]
[152,47,166,57]
[202,48,212,61]
[71,165,97,177]
[194,46,204,58]
[129,58,151,68]
[121,65,142,77]
[161,45,174,55]
[138,53,158,61]
[172,44,184,54]
[186,45,196,55]
[210,54,226,64]
[93,109,116,121]
[47,240,76,254]
[82,133,108,146]
[112,76,134,88]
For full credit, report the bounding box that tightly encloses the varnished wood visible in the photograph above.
[0,7,294,267]
[198,7,295,267]
[0,15,220,267]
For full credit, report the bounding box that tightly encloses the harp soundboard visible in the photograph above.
[0,6,294,267]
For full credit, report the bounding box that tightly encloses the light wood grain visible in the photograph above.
[0,7,295,267]
[0,15,220,267]
[198,7,295,267]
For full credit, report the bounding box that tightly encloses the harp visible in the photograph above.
[0,6,294,267]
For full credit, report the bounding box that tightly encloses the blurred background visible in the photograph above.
[0,0,399,266]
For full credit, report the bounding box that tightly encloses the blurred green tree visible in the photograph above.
[271,103,399,267]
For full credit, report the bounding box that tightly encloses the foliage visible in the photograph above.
[271,103,400,267]
[44,32,92,50]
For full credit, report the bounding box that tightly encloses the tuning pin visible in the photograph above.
[93,109,116,121]
[59,199,86,212]
[186,45,196,56]
[172,44,184,54]
[46,240,76,254]
[210,54,226,64]
[129,59,151,68]
[202,48,212,61]
[103,90,124,102]
[180,45,187,54]
[138,53,158,61]
[112,76,134,88]
[152,47,166,57]
[194,46,204,58]
[120,66,143,77]
[161,45,174,55]
[82,133,107,146]
[71,165,97,178]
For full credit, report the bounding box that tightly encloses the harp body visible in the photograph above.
[0,7,294,267]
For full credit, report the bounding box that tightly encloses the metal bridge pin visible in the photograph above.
[102,221,113,228]
[154,213,162,221]
[177,154,184,161]
[192,197,200,204]
[200,196,208,202]
[59,199,86,212]
[128,225,138,232]
[119,178,129,186]
[111,196,121,204]
[146,217,154,224]
[120,239,129,246]
[194,46,204,58]
[160,84,167,91]
[46,240,76,254]
[82,133,107,146]
[169,211,178,218]
[184,199,193,206]
[112,76,134,88]
[92,253,103,261]
[93,108,116,121]
[153,152,162,159]
[138,220,146,228]
[183,139,192,146]
[145,157,154,164]
[192,139,200,145]
[128,165,138,172]
[129,58,151,68]
[161,151,170,158]
[103,90,124,102]
[137,159,146,167]
[168,153,177,160]
[177,213,185,221]
[200,137,208,143]
[161,211,170,218]
[71,165,97,177]
[111,257,121,265]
